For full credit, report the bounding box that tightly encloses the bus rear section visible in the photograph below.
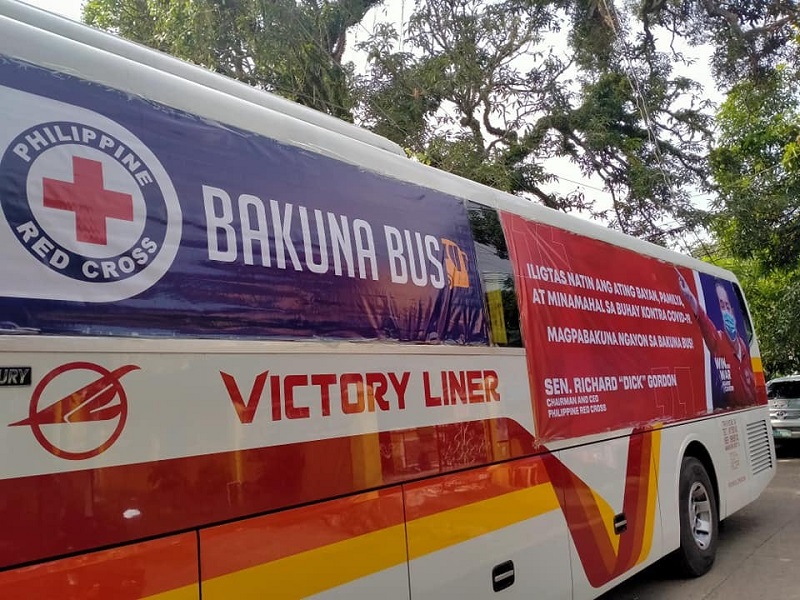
[0,4,774,599]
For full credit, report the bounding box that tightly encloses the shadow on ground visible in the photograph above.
[775,441,800,459]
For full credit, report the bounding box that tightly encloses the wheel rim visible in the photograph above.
[688,481,713,550]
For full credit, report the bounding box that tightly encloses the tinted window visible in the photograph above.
[731,283,754,344]
[768,381,800,399]
[466,202,522,347]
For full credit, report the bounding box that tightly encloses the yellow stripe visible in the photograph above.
[752,356,764,373]
[589,487,620,555]
[203,524,406,600]
[141,585,198,600]
[636,428,661,565]
[407,483,559,560]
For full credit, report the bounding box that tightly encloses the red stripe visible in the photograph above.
[616,430,650,573]
[0,418,536,569]
[0,533,197,600]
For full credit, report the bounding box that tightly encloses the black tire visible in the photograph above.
[674,456,718,577]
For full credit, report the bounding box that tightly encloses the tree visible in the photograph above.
[638,0,800,87]
[355,1,800,241]
[710,64,800,375]
[357,0,715,240]
[711,67,800,270]
[83,0,383,119]
[356,1,567,202]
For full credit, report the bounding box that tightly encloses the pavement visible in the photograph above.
[600,442,800,600]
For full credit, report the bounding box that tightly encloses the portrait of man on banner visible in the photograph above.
[677,271,756,409]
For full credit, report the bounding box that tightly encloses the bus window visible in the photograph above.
[466,202,522,347]
[732,282,754,345]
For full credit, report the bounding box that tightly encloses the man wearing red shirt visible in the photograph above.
[678,273,756,408]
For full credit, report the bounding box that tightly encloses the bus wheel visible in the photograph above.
[675,456,718,577]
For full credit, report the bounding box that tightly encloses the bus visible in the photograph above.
[0,2,775,599]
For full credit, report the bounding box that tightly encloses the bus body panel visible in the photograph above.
[0,343,533,569]
[403,457,571,599]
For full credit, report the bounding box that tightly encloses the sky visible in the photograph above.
[20,0,82,20]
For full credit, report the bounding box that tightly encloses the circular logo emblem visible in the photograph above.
[0,120,176,284]
[10,362,139,460]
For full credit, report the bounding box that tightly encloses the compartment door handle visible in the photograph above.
[492,560,515,592]
[614,512,628,534]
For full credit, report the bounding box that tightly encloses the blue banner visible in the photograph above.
[0,56,487,344]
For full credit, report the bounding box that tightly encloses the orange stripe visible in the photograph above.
[142,585,197,600]
[752,357,768,403]
[0,533,197,600]
[635,427,661,565]
[200,487,404,580]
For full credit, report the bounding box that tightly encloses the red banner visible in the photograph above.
[501,213,710,440]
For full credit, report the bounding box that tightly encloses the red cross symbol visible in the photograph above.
[42,156,134,246]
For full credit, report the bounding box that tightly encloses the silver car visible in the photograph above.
[767,375,800,440]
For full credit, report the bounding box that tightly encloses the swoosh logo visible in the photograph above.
[10,365,139,426]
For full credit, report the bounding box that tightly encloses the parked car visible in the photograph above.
[767,375,800,440]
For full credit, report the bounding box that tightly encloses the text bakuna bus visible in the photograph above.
[0,2,775,599]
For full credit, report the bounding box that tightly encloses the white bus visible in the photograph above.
[0,2,774,599]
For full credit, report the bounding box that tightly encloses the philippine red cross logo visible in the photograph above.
[9,362,140,460]
[0,118,180,287]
